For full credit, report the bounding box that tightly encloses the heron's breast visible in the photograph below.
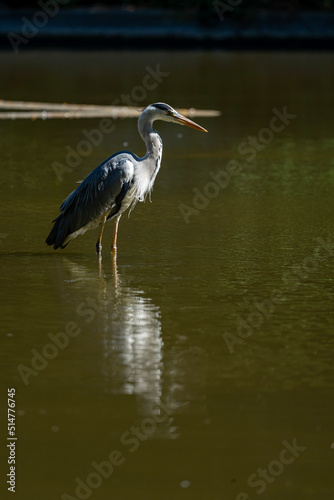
[121,187,137,210]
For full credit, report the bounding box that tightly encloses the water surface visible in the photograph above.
[1,50,334,500]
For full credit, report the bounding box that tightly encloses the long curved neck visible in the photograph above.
[138,117,163,158]
[137,115,163,189]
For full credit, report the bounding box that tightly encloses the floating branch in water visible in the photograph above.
[0,99,221,120]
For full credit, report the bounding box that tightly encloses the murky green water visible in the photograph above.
[1,51,334,499]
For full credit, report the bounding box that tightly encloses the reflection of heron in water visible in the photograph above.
[52,255,208,431]
[56,255,170,429]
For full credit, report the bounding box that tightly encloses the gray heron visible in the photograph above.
[46,103,207,254]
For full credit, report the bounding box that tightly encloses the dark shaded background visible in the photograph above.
[3,0,334,15]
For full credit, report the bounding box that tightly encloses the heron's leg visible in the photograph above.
[111,216,121,253]
[96,216,107,254]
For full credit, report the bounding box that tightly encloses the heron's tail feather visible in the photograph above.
[45,215,71,250]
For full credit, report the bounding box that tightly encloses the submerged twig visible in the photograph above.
[0,99,221,120]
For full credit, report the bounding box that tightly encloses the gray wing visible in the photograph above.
[47,153,135,249]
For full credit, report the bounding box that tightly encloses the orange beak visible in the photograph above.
[173,113,208,132]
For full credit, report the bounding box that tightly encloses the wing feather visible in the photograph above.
[46,154,134,249]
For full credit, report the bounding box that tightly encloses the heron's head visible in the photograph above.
[142,103,208,132]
